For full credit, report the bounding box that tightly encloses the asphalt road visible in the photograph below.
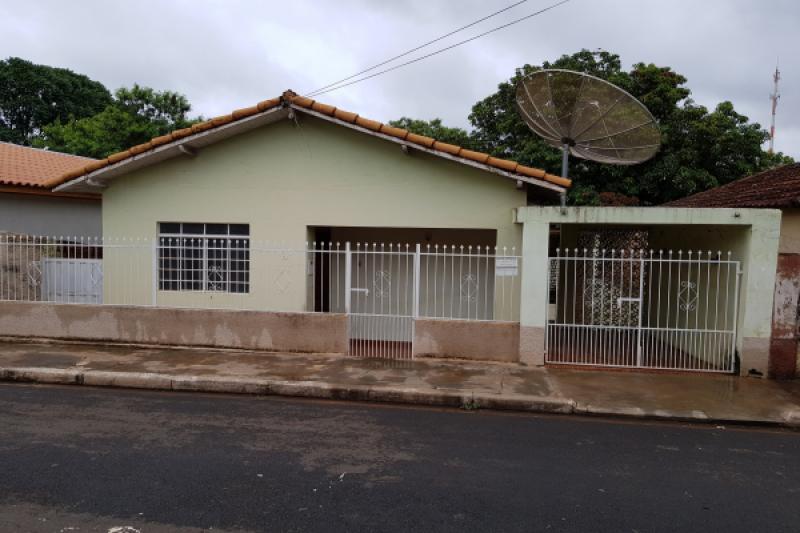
[0,383,798,533]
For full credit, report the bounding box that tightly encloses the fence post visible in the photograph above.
[413,243,421,318]
[344,242,351,314]
[151,238,158,307]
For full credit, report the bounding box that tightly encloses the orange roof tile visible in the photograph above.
[0,142,94,188]
[48,90,570,190]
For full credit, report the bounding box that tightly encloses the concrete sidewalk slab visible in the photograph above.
[0,339,799,427]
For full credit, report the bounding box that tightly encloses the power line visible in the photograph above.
[305,0,532,98]
[305,0,571,99]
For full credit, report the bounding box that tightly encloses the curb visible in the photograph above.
[1,366,796,428]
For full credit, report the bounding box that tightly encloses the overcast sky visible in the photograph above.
[4,0,798,158]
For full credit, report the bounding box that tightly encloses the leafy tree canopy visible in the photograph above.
[36,84,196,159]
[0,57,112,145]
[397,50,793,205]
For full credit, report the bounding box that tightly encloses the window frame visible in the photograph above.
[157,222,250,294]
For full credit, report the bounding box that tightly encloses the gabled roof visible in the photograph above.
[668,163,800,208]
[0,142,94,188]
[50,90,571,194]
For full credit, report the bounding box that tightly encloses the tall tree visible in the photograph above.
[0,57,112,145]
[398,50,792,205]
[36,84,196,158]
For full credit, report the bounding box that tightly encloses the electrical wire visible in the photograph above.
[305,0,571,98]
[304,0,532,98]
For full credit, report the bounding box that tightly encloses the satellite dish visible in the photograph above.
[515,69,661,180]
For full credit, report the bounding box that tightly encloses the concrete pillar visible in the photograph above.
[738,217,780,376]
[518,218,550,366]
[769,253,800,378]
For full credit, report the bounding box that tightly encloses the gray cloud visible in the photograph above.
[4,0,797,157]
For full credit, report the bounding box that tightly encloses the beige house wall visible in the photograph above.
[101,115,527,312]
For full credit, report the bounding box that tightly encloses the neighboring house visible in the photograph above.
[669,163,800,378]
[0,142,101,236]
[47,90,568,315]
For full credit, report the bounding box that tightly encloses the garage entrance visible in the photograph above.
[545,228,742,372]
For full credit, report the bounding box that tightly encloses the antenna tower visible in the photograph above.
[769,63,781,154]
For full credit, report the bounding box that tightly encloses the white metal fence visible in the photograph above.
[546,248,742,373]
[0,235,522,359]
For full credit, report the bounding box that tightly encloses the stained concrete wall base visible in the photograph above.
[519,325,546,366]
[413,319,520,362]
[741,337,770,377]
[0,302,348,354]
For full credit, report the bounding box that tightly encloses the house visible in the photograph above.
[669,163,800,378]
[1,90,779,376]
[46,90,568,317]
[0,142,101,236]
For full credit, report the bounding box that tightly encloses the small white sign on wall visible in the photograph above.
[495,257,519,277]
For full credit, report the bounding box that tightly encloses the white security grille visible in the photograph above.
[546,249,741,373]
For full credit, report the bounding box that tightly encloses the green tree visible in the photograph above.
[0,57,112,145]
[399,50,792,205]
[36,84,196,158]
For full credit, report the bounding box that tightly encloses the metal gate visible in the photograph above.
[345,244,418,359]
[546,248,741,372]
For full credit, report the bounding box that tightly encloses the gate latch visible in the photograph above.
[617,296,640,307]
[351,287,369,295]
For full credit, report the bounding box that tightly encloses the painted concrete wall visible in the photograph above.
[0,193,101,236]
[515,206,781,375]
[0,302,348,354]
[413,318,520,362]
[101,115,526,311]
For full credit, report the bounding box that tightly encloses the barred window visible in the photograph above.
[158,223,250,293]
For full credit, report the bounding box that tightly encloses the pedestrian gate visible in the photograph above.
[345,244,418,359]
[545,248,741,373]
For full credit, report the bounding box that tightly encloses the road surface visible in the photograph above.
[0,383,798,532]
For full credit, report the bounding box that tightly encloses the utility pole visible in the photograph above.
[769,62,781,154]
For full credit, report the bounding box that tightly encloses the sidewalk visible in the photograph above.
[1,338,799,427]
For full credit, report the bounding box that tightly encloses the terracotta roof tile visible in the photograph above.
[459,149,490,164]
[406,132,435,148]
[107,151,131,164]
[129,142,153,156]
[257,98,280,111]
[432,141,461,156]
[150,134,172,148]
[487,157,518,172]
[668,163,800,208]
[232,105,259,120]
[354,116,382,132]
[378,124,409,140]
[0,142,93,188]
[311,101,336,115]
[333,109,358,123]
[211,114,234,127]
[48,89,570,190]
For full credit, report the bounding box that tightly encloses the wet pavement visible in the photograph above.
[0,339,799,425]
